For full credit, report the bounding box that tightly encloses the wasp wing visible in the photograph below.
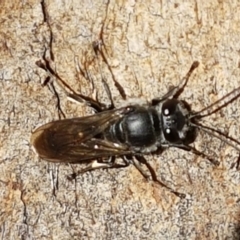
[31,107,132,163]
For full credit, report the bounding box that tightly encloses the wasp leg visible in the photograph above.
[75,157,130,175]
[67,93,108,112]
[152,61,199,105]
[165,143,220,166]
[67,157,130,180]
[36,59,109,113]
[101,79,115,110]
[93,40,127,100]
[121,155,151,180]
[69,70,114,112]
[134,155,186,198]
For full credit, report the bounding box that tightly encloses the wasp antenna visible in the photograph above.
[190,86,240,119]
[190,121,240,152]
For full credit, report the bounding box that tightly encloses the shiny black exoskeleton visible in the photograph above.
[105,98,195,153]
[32,59,240,198]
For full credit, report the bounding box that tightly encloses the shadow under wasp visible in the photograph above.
[31,47,240,198]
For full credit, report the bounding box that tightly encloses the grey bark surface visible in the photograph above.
[1,1,240,239]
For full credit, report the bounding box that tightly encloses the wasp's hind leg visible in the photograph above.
[68,156,131,180]
[93,39,127,103]
[134,155,186,198]
[36,55,111,113]
[52,40,120,112]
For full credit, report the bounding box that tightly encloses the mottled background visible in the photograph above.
[1,0,240,239]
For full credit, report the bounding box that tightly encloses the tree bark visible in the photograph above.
[1,0,240,239]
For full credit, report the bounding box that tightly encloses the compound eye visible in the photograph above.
[164,128,180,142]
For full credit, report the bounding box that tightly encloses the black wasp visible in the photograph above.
[31,50,240,198]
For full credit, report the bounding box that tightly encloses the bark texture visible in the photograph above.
[1,0,240,239]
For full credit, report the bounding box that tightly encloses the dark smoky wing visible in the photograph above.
[47,138,131,163]
[30,107,132,162]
